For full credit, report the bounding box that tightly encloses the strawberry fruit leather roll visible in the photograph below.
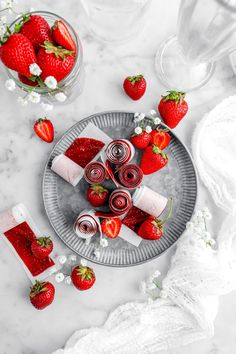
[105,139,135,165]
[74,210,100,240]
[109,189,132,215]
[84,161,107,184]
[117,163,143,189]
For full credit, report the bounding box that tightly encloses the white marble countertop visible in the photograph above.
[0,0,236,353]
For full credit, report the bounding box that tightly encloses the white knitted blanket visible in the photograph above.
[53,96,236,354]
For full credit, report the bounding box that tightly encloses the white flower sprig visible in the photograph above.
[54,254,90,286]
[186,207,215,247]
[139,270,167,300]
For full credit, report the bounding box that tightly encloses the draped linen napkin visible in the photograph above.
[53,96,236,354]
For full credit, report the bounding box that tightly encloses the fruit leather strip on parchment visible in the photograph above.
[51,122,112,186]
[0,203,56,283]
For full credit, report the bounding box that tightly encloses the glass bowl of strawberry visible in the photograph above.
[1,11,84,106]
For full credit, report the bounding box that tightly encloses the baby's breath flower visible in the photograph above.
[58,255,67,265]
[134,126,142,135]
[80,258,87,266]
[145,125,152,133]
[5,78,16,91]
[134,112,145,123]
[0,24,6,36]
[149,109,157,117]
[41,102,53,111]
[68,254,77,263]
[202,231,211,240]
[64,276,72,285]
[55,92,67,102]
[29,63,42,76]
[154,117,161,125]
[0,15,7,24]
[55,272,65,283]
[100,238,108,248]
[94,248,101,259]
[17,96,28,107]
[146,282,156,291]
[28,91,40,103]
[208,238,216,246]
[44,76,57,90]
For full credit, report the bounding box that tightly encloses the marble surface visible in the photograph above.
[0,0,236,353]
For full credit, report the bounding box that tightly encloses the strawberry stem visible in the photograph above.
[152,144,168,160]
[42,41,75,60]
[126,74,143,86]
[162,90,186,104]
[158,197,173,226]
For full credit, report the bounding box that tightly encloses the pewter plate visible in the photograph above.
[43,111,197,266]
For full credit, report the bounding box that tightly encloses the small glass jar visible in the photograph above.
[5,11,85,105]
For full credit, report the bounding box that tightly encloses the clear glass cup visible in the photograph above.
[80,0,152,43]
[155,0,236,91]
[5,11,85,104]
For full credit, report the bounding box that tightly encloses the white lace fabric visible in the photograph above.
[53,96,236,354]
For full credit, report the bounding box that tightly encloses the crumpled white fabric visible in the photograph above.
[53,96,236,354]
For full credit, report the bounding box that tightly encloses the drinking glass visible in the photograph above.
[155,0,236,91]
[80,0,152,43]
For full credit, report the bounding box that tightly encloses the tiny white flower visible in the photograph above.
[44,76,57,90]
[68,254,77,263]
[100,238,108,248]
[5,78,16,91]
[208,238,216,246]
[134,112,140,118]
[154,117,161,125]
[17,96,28,107]
[159,290,168,299]
[202,231,211,240]
[55,92,67,102]
[145,125,152,134]
[55,272,65,283]
[194,226,202,235]
[196,210,203,218]
[139,281,147,294]
[204,210,212,220]
[0,15,7,24]
[28,91,41,103]
[149,270,161,282]
[134,126,142,135]
[80,258,87,267]
[149,109,157,117]
[202,206,210,214]
[198,238,207,248]
[29,7,35,12]
[64,276,72,285]
[186,221,194,230]
[146,282,156,291]
[29,63,42,76]
[41,102,53,111]
[58,255,67,265]
[94,248,101,259]
[0,24,6,36]
[134,112,145,122]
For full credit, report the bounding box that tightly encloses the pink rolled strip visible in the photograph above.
[84,161,107,184]
[51,154,84,187]
[109,189,132,215]
[132,186,168,218]
[105,139,135,165]
[117,163,143,189]
[74,209,101,240]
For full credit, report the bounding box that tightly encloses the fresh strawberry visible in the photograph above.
[34,118,54,143]
[140,144,168,175]
[20,15,52,51]
[52,20,76,51]
[37,41,75,82]
[29,280,55,310]
[150,129,170,150]
[86,185,109,207]
[0,33,37,77]
[101,218,121,238]
[31,237,53,258]
[71,265,96,291]
[138,198,173,240]
[122,206,150,231]
[123,74,146,101]
[18,73,38,86]
[158,91,188,129]
[130,129,151,149]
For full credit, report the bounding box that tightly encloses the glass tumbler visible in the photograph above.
[5,11,85,105]
[80,0,152,43]
[155,0,236,91]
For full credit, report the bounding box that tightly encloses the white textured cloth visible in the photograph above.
[53,96,236,354]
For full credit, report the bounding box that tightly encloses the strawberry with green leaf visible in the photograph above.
[140,144,168,175]
[71,265,96,291]
[29,280,55,310]
[123,74,146,101]
[158,91,188,129]
[31,237,53,258]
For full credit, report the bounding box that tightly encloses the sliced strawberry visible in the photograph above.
[52,20,76,51]
[150,129,171,150]
[34,118,54,143]
[101,218,121,238]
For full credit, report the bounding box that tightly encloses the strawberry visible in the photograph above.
[130,129,151,149]
[0,33,37,77]
[29,280,55,310]
[138,198,173,240]
[86,185,109,207]
[20,15,52,51]
[52,20,76,51]
[31,237,53,258]
[34,118,54,143]
[18,73,38,86]
[71,265,96,291]
[122,206,150,231]
[150,129,170,150]
[37,41,75,82]
[123,74,146,101]
[158,91,188,129]
[101,218,121,238]
[140,144,168,175]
